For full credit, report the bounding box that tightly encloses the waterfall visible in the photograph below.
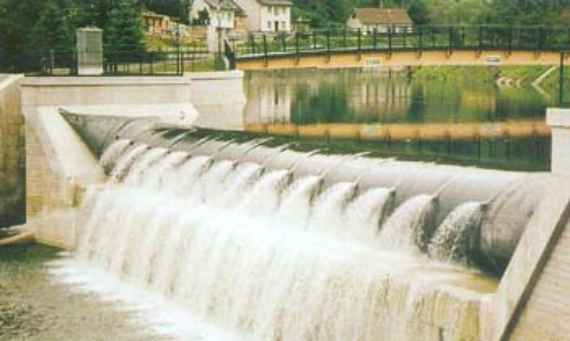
[309,182,359,237]
[51,141,495,341]
[100,139,131,173]
[428,202,485,265]
[378,195,438,254]
[277,175,323,228]
[345,188,395,244]
[110,144,149,182]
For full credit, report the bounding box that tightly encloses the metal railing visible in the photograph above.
[20,45,215,76]
[231,25,570,60]
[560,51,570,107]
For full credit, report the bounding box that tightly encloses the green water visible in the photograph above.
[244,68,553,171]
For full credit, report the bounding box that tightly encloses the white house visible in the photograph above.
[233,0,292,33]
[347,8,413,33]
[191,0,247,51]
[191,0,244,29]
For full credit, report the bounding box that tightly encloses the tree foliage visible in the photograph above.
[29,0,74,51]
[105,0,146,50]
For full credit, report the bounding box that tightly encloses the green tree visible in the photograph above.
[0,0,47,71]
[28,0,74,51]
[105,0,145,50]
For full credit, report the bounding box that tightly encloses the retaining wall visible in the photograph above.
[0,75,25,227]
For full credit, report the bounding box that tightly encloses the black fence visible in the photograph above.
[232,25,570,59]
[19,45,216,76]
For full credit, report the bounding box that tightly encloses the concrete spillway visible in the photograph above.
[62,110,553,275]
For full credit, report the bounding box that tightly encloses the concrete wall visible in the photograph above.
[20,76,197,248]
[478,108,570,341]
[20,72,246,248]
[188,71,246,131]
[0,75,25,227]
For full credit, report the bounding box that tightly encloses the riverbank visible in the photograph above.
[0,241,167,341]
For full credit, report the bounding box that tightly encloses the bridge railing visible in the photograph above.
[234,25,570,60]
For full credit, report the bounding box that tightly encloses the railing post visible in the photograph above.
[250,35,255,55]
[326,29,331,54]
[262,34,268,62]
[313,31,317,50]
[49,49,54,75]
[388,27,392,53]
[508,26,513,53]
[479,26,483,50]
[560,52,565,106]
[181,51,185,74]
[343,28,348,48]
[538,26,544,51]
[403,26,407,48]
[357,29,362,53]
[373,28,378,50]
[418,26,423,52]
[448,26,453,51]
[295,32,300,59]
[282,34,287,52]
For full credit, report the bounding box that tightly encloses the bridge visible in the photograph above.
[227,25,570,70]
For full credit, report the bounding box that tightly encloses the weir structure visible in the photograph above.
[7,72,570,340]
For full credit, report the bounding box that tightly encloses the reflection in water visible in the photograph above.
[244,68,552,171]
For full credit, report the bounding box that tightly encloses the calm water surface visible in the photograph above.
[243,68,553,171]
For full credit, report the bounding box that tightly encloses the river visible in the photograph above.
[243,68,553,171]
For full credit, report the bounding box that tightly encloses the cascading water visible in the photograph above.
[50,140,499,341]
[428,202,486,265]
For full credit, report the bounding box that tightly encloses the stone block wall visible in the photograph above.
[0,75,25,227]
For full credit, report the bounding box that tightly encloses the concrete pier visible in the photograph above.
[76,28,104,76]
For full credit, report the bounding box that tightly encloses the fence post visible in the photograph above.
[326,29,331,54]
[373,28,378,50]
[139,50,143,75]
[262,34,268,64]
[49,49,54,75]
[388,27,392,54]
[560,52,565,106]
[313,31,317,50]
[250,35,256,55]
[479,26,483,50]
[537,26,544,51]
[448,26,453,51]
[508,26,513,52]
[282,34,287,52]
[418,26,423,52]
[403,26,407,48]
[295,32,300,60]
[358,29,362,53]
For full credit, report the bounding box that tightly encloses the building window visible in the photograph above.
[267,21,272,30]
